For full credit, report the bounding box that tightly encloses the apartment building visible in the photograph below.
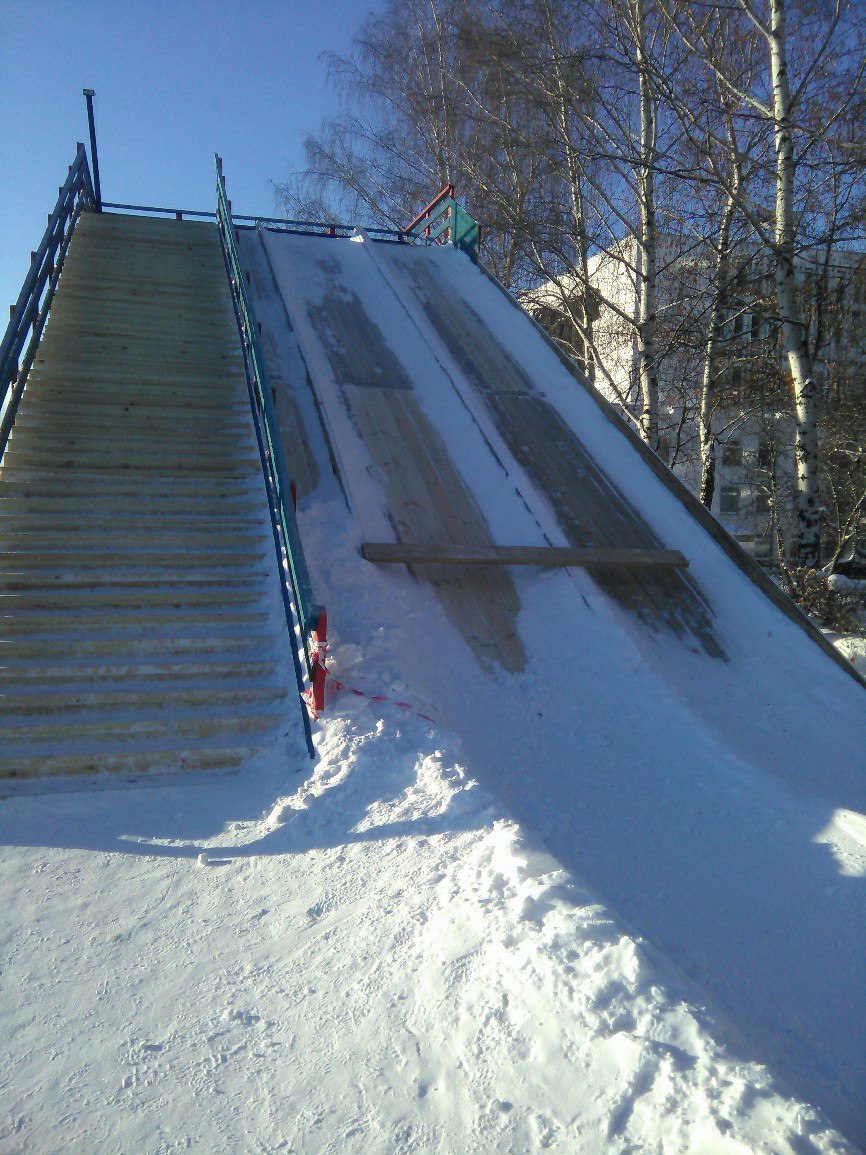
[526,236,866,563]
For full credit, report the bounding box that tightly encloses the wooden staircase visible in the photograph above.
[0,211,294,778]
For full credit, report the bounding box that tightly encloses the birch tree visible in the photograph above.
[276,0,544,287]
[486,0,686,446]
[664,0,866,565]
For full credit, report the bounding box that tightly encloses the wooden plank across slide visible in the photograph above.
[363,542,689,568]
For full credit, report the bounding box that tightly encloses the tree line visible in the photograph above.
[278,0,866,575]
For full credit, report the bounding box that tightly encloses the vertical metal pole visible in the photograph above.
[82,89,102,211]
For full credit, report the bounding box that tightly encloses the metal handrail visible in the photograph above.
[102,201,217,220]
[0,145,95,457]
[404,186,480,261]
[215,154,324,756]
[405,184,455,236]
[250,215,404,239]
[101,201,406,240]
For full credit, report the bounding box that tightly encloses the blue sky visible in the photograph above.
[0,0,378,316]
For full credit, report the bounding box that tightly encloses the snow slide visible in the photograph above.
[255,226,866,1144]
[1,224,864,1154]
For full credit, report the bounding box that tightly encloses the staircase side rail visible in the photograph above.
[242,215,404,240]
[404,184,455,236]
[100,202,405,242]
[404,186,480,261]
[0,145,95,457]
[215,156,325,746]
[102,201,218,220]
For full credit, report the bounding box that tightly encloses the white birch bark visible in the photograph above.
[537,0,598,385]
[768,0,821,566]
[635,0,659,450]
[699,190,738,508]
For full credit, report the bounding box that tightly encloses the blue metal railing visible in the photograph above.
[404,186,480,261]
[100,201,406,243]
[0,144,95,458]
[215,154,324,757]
[249,215,405,241]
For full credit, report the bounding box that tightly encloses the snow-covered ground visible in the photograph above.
[3,703,848,1154]
[2,232,865,1153]
[2,485,864,1153]
[830,633,866,678]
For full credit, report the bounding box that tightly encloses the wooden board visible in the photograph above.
[363,542,689,568]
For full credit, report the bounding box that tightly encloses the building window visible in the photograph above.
[720,484,740,514]
[756,489,772,514]
[757,438,772,469]
[721,440,742,468]
[754,534,774,560]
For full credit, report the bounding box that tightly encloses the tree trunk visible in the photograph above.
[769,0,821,567]
[635,0,659,450]
[545,0,597,386]
[700,187,738,509]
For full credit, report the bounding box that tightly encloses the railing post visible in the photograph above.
[82,91,102,211]
[310,611,328,716]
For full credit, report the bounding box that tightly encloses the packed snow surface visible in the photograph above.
[2,230,865,1153]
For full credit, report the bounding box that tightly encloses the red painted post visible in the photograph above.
[310,610,328,715]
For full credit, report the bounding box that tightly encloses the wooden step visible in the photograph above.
[0,471,264,495]
[0,606,270,635]
[0,503,264,525]
[0,512,265,532]
[0,708,285,747]
[0,587,266,611]
[0,548,264,568]
[0,681,286,716]
[1,444,259,470]
[26,360,243,384]
[0,528,268,551]
[55,284,233,311]
[11,425,254,449]
[0,570,268,591]
[0,655,282,683]
[2,450,259,475]
[0,630,275,660]
[0,743,267,781]
[17,382,246,402]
